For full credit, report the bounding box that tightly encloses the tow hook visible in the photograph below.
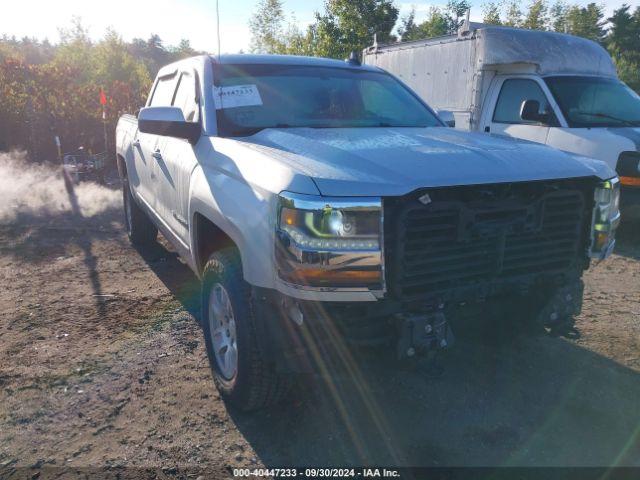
[395,310,455,361]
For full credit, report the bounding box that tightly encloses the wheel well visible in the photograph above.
[616,151,640,177]
[194,213,236,275]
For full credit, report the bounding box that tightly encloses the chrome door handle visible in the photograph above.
[152,149,162,160]
[132,139,140,148]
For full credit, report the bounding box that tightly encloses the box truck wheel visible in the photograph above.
[201,248,291,411]
[122,176,157,246]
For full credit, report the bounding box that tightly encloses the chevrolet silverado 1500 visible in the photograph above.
[116,54,619,410]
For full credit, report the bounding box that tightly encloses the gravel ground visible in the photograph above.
[0,189,638,478]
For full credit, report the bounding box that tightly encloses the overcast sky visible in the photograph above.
[1,0,638,54]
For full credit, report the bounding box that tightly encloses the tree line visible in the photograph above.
[0,18,201,161]
[249,1,640,92]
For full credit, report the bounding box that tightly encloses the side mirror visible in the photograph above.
[437,110,456,128]
[520,99,548,124]
[138,106,200,143]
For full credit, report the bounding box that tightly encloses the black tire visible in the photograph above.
[201,248,291,411]
[122,176,157,246]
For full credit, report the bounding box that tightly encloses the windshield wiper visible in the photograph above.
[575,111,640,127]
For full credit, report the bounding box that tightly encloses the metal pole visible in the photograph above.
[216,0,221,61]
[103,106,108,156]
[25,67,38,161]
[55,135,62,164]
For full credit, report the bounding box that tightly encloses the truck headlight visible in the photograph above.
[589,177,621,260]
[275,193,384,289]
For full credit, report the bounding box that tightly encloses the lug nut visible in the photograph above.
[565,294,572,301]
[425,324,433,334]
[550,312,559,321]
[406,347,415,357]
[440,339,448,348]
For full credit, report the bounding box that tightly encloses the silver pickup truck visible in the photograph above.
[116,54,619,410]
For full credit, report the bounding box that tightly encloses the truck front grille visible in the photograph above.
[384,180,593,302]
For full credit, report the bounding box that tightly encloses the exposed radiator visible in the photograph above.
[384,180,593,302]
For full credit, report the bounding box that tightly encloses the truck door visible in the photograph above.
[482,76,560,145]
[155,70,201,245]
[132,73,178,216]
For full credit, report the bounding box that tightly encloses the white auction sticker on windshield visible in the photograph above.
[213,84,263,110]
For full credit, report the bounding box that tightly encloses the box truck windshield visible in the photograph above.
[544,76,640,128]
[213,65,441,137]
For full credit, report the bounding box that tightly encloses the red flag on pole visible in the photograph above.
[99,89,107,106]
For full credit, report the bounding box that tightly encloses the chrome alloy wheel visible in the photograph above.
[208,283,238,380]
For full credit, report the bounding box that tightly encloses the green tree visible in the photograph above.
[248,0,286,53]
[55,16,93,82]
[445,0,471,33]
[612,51,640,92]
[606,5,640,92]
[566,3,606,43]
[420,7,450,38]
[504,1,524,27]
[398,6,450,42]
[128,34,171,76]
[171,39,197,59]
[607,4,640,51]
[550,1,570,32]
[281,16,317,56]
[482,2,503,25]
[398,8,420,41]
[523,0,549,30]
[313,0,399,59]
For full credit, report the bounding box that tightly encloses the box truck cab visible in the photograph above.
[364,23,640,203]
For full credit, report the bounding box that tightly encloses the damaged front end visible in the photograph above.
[259,178,617,374]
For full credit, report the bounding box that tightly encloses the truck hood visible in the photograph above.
[238,127,614,196]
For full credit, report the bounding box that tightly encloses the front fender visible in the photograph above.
[188,162,278,288]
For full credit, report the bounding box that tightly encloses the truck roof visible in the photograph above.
[209,54,382,71]
[155,54,381,79]
[365,22,617,78]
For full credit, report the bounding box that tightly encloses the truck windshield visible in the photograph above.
[214,64,441,137]
[545,76,640,128]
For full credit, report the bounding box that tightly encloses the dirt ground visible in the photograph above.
[0,183,639,478]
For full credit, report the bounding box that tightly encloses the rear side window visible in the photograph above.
[149,75,177,107]
[493,79,551,124]
[172,72,199,122]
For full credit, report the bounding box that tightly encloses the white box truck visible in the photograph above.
[363,22,640,205]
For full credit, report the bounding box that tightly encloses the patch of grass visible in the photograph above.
[6,407,49,426]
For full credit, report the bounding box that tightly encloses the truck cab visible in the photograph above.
[480,73,640,204]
